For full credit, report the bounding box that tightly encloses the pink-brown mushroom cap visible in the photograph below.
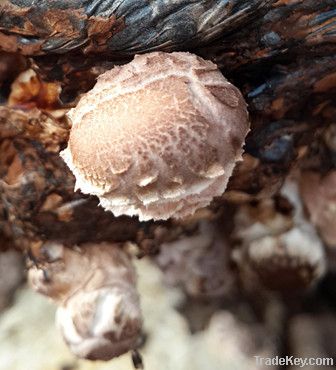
[61,52,249,221]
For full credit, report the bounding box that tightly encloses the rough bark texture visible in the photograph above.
[0,0,270,56]
[1,1,334,93]
[0,104,180,252]
[198,0,336,70]
[0,0,334,246]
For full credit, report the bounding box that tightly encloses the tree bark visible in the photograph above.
[0,0,335,249]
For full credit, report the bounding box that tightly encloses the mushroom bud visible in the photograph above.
[233,179,326,292]
[61,51,249,221]
[239,225,326,291]
[300,171,336,248]
[28,242,142,361]
[156,221,235,298]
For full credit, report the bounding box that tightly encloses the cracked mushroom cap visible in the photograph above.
[28,242,142,361]
[61,51,249,221]
[233,179,326,292]
[244,225,326,291]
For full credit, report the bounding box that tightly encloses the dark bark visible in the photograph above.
[0,0,270,56]
[198,0,336,71]
[1,1,334,121]
[0,0,335,249]
[0,106,150,248]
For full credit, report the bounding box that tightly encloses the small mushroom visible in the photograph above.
[28,242,142,361]
[156,221,235,298]
[233,178,326,292]
[288,314,336,368]
[0,246,24,311]
[61,51,249,221]
[240,224,326,291]
[204,311,277,369]
[300,170,336,248]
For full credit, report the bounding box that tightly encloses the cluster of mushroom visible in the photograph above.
[25,50,335,363]
[28,51,250,361]
[0,0,333,366]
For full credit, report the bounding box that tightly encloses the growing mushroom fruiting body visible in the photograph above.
[28,242,142,361]
[233,178,326,292]
[300,171,336,248]
[61,52,249,221]
[156,221,236,298]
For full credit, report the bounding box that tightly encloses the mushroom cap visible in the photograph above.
[57,287,141,361]
[28,242,142,361]
[246,225,326,290]
[156,221,235,297]
[233,178,326,292]
[61,51,249,221]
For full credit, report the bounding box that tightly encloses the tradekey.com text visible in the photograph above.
[255,355,334,367]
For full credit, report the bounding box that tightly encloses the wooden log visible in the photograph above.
[198,0,336,71]
[0,0,335,248]
[0,0,271,56]
[0,106,142,247]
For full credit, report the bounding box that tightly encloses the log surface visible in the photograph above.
[0,0,271,55]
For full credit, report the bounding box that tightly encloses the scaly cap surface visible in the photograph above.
[61,52,249,220]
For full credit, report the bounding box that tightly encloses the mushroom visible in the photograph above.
[155,220,236,298]
[233,178,326,292]
[204,311,278,369]
[300,171,336,248]
[61,51,249,221]
[0,246,24,311]
[239,224,326,291]
[28,242,142,361]
[288,313,336,367]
